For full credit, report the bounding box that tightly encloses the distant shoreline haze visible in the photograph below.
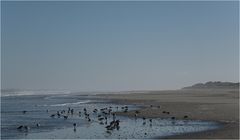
[2,81,239,93]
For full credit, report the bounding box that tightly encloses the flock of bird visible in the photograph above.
[17,104,189,137]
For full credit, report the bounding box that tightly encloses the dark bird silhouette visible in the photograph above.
[36,123,40,127]
[149,119,152,123]
[63,115,68,119]
[24,126,30,131]
[98,117,104,121]
[73,123,77,129]
[17,125,23,129]
[134,113,138,119]
[135,110,140,114]
[71,109,74,115]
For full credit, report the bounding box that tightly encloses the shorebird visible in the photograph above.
[93,109,98,113]
[73,123,77,129]
[162,111,170,114]
[73,123,77,132]
[88,118,91,122]
[57,111,61,118]
[149,119,152,123]
[71,109,74,115]
[184,115,188,119]
[171,117,175,120]
[112,113,116,121]
[63,115,68,119]
[17,125,23,129]
[18,125,30,131]
[106,130,111,134]
[22,110,27,114]
[24,126,30,131]
[134,113,138,119]
[106,120,120,130]
[36,123,40,127]
[98,117,104,121]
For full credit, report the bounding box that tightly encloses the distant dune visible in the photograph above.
[182,81,239,89]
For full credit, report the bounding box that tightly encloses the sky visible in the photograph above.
[1,1,239,91]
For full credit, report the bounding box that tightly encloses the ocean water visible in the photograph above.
[1,91,220,139]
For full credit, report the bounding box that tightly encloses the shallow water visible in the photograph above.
[1,92,220,139]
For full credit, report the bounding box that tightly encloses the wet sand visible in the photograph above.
[96,88,239,139]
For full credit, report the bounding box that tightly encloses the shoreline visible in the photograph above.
[95,88,239,139]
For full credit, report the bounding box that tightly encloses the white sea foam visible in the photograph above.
[50,100,91,106]
[40,100,91,107]
[1,90,71,97]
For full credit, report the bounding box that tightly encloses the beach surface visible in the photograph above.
[96,88,239,139]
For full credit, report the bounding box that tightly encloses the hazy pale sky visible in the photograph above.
[1,1,239,91]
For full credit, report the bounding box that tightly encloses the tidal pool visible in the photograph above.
[1,94,220,139]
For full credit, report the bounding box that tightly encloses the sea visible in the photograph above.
[1,89,221,139]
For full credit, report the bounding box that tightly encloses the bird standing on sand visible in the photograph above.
[134,113,138,119]
[112,113,116,121]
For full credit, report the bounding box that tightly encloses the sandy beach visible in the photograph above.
[96,88,239,139]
